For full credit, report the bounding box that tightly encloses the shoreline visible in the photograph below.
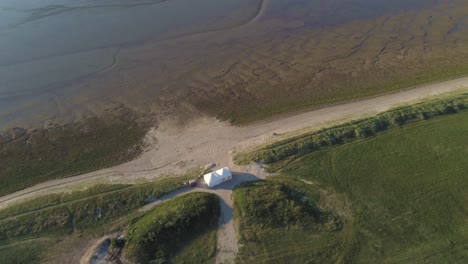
[1,78,466,208]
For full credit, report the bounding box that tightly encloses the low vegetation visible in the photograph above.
[171,227,218,264]
[233,180,342,263]
[214,63,468,125]
[234,181,336,229]
[236,93,467,169]
[0,114,149,196]
[0,184,131,220]
[123,192,220,264]
[267,112,468,263]
[0,238,52,264]
[0,172,198,240]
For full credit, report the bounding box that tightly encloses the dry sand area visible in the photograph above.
[0,77,467,208]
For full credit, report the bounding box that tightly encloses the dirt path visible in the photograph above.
[78,172,258,264]
[0,78,466,209]
[138,172,261,264]
[80,236,112,264]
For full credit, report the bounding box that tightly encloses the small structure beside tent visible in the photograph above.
[188,179,197,187]
[204,167,232,188]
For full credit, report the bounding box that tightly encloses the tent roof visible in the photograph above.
[204,167,232,187]
[215,167,232,177]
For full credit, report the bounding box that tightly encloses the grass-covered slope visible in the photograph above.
[233,181,342,263]
[123,192,220,264]
[234,181,335,229]
[236,93,467,168]
[279,112,468,263]
[0,174,195,240]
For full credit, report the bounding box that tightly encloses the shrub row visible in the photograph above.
[249,93,467,164]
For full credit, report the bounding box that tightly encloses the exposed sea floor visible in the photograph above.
[1,0,467,130]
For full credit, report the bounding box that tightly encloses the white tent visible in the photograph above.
[203,167,232,188]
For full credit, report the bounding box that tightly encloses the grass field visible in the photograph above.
[171,225,217,264]
[256,112,468,263]
[123,192,220,264]
[0,238,53,264]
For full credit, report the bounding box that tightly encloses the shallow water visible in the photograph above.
[0,0,454,129]
[0,0,259,127]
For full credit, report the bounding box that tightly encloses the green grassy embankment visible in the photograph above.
[0,169,200,241]
[236,111,467,263]
[0,115,149,197]
[233,180,343,263]
[235,92,467,169]
[123,192,220,264]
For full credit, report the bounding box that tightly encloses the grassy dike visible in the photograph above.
[123,192,220,264]
[0,169,202,241]
[233,180,342,263]
[235,92,468,169]
[0,114,150,197]
[234,110,468,263]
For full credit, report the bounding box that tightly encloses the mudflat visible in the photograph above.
[1,0,468,129]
